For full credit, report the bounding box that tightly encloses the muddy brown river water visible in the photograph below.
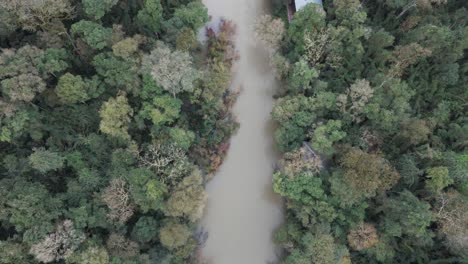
[200,0,284,263]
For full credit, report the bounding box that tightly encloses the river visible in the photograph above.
[200,0,284,263]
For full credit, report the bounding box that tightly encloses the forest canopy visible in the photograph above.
[0,0,239,263]
[265,0,467,263]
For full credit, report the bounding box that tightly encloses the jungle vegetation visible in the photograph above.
[0,0,239,263]
[261,0,467,263]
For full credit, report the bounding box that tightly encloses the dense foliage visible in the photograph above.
[0,0,239,263]
[266,0,467,263]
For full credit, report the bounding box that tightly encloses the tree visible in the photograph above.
[434,190,468,257]
[137,0,163,34]
[254,15,285,52]
[29,147,65,173]
[288,59,319,94]
[169,127,195,150]
[339,148,400,202]
[336,79,374,122]
[112,36,143,59]
[66,246,109,264]
[333,0,367,28]
[175,28,197,51]
[398,119,431,146]
[0,241,29,264]
[106,233,139,260]
[30,220,85,263]
[127,168,167,212]
[142,43,198,96]
[0,0,74,32]
[0,8,18,37]
[388,43,432,79]
[92,52,140,91]
[302,233,338,264]
[309,120,346,156]
[425,167,452,194]
[71,21,112,50]
[99,94,133,141]
[82,0,119,20]
[272,95,318,151]
[131,216,159,243]
[138,144,188,183]
[163,1,208,34]
[0,179,62,241]
[138,94,182,127]
[101,179,135,223]
[287,3,326,56]
[159,221,191,250]
[55,73,103,104]
[1,73,46,102]
[0,46,48,102]
[165,169,207,222]
[347,223,379,251]
[383,190,433,239]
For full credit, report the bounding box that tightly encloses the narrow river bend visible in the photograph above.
[201,0,284,263]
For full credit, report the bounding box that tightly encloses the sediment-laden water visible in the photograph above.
[200,0,284,263]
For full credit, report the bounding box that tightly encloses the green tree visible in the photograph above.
[0,0,74,32]
[131,216,159,243]
[29,148,65,173]
[0,179,63,241]
[66,246,109,264]
[127,168,167,212]
[175,28,197,51]
[163,1,208,34]
[272,95,317,151]
[1,73,46,102]
[99,94,134,140]
[138,94,182,127]
[0,241,30,264]
[137,0,163,34]
[383,190,433,240]
[159,221,191,250]
[309,120,346,156]
[71,21,112,50]
[82,0,119,20]
[425,166,452,194]
[165,169,207,222]
[333,0,367,28]
[338,148,400,202]
[92,52,141,91]
[56,73,103,104]
[112,36,142,59]
[287,3,326,56]
[0,46,69,105]
[169,127,195,150]
[288,59,319,94]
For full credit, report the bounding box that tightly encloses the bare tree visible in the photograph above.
[30,220,85,263]
[102,179,135,223]
[142,43,198,96]
[347,223,379,251]
[106,233,139,259]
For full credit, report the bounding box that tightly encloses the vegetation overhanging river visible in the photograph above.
[200,0,284,263]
